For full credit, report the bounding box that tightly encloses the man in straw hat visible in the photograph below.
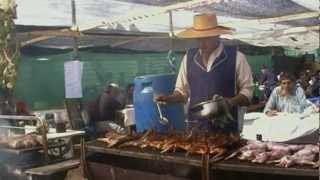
[155,13,254,133]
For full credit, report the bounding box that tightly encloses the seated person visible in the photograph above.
[125,83,134,106]
[98,83,125,122]
[264,72,318,117]
[306,74,320,97]
[85,83,125,136]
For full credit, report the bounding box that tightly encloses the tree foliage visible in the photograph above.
[0,2,19,90]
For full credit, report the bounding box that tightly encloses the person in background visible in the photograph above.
[123,83,136,134]
[98,83,125,123]
[155,13,254,133]
[277,71,284,81]
[305,71,320,98]
[296,71,309,91]
[259,65,277,99]
[125,83,134,105]
[15,101,36,126]
[264,72,318,116]
[85,83,125,136]
[15,101,31,116]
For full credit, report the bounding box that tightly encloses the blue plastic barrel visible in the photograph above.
[134,74,185,132]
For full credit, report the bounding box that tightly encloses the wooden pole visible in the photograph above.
[168,10,175,50]
[71,0,79,59]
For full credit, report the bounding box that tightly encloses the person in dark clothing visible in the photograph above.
[85,97,100,123]
[297,71,309,91]
[259,65,277,99]
[124,83,136,133]
[85,83,125,136]
[125,83,134,105]
[306,73,320,97]
[98,83,124,121]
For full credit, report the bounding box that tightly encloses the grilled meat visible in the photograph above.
[101,130,242,163]
[0,136,8,145]
[7,134,42,149]
[98,131,140,148]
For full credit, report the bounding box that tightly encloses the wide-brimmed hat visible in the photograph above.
[177,14,235,39]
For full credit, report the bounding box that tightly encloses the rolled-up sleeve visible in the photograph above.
[236,52,254,101]
[263,88,278,113]
[174,54,190,100]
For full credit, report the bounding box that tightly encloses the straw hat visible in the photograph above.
[177,14,235,39]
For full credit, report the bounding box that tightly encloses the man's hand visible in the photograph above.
[154,95,171,104]
[225,94,250,108]
[154,91,186,104]
[266,110,278,117]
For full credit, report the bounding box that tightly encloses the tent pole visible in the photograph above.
[167,10,177,72]
[71,0,79,59]
[169,10,174,50]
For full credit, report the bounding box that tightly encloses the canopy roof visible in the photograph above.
[14,0,319,52]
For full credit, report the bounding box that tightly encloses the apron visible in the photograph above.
[186,46,238,133]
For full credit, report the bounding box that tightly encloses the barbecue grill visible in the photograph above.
[75,140,318,180]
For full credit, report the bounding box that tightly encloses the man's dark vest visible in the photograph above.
[186,46,238,133]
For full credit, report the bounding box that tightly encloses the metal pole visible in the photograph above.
[71,0,79,60]
[168,10,177,72]
[168,10,174,50]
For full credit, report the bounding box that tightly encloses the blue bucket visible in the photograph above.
[133,74,185,132]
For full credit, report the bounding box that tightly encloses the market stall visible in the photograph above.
[76,132,318,180]
[0,115,84,180]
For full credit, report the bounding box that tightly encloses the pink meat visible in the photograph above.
[276,145,317,168]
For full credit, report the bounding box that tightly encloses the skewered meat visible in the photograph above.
[264,143,291,162]
[98,131,140,148]
[252,145,291,164]
[275,145,318,168]
[287,144,305,152]
[0,136,8,144]
[244,140,268,151]
[102,130,242,162]
[118,129,156,148]
[237,141,268,161]
[238,149,263,161]
[8,137,25,149]
[7,134,42,149]
[236,140,317,167]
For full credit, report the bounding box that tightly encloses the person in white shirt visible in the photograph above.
[264,72,318,116]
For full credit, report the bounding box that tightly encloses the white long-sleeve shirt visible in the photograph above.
[175,43,254,102]
[264,86,316,113]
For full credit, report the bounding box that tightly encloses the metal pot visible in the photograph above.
[189,97,224,119]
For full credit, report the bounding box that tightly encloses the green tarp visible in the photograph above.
[14,50,272,110]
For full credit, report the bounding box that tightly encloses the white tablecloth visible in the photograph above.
[242,112,319,143]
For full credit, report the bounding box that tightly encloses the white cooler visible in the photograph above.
[122,106,135,127]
